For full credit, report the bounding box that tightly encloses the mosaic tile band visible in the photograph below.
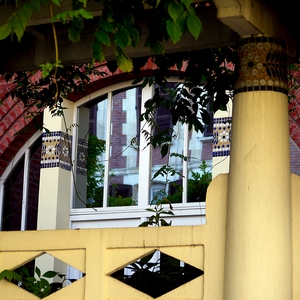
[77,138,88,176]
[41,131,72,171]
[234,36,288,95]
[213,117,231,157]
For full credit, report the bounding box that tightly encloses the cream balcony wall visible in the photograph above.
[0,174,228,300]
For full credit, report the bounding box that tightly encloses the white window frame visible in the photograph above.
[0,130,43,231]
[70,79,208,228]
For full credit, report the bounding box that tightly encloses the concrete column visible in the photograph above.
[224,36,293,299]
[37,101,75,230]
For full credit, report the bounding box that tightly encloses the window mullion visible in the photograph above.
[70,107,79,210]
[182,122,189,203]
[137,85,153,206]
[103,92,113,208]
[21,148,30,230]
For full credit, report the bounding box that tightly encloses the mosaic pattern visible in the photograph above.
[76,138,88,176]
[213,117,231,157]
[41,131,72,171]
[235,36,287,95]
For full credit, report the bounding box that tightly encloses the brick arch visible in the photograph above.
[2,61,300,177]
[0,78,43,177]
[67,60,185,102]
[0,60,184,177]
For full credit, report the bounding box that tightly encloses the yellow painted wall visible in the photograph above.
[0,175,228,300]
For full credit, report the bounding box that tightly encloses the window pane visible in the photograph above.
[107,88,139,206]
[83,87,141,208]
[1,136,41,231]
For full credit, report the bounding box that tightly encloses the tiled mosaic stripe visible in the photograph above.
[41,131,72,171]
[234,36,288,95]
[213,117,231,157]
[77,138,88,176]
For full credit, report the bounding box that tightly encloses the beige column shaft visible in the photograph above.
[224,36,293,299]
[37,101,75,230]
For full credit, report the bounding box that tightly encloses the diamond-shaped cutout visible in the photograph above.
[110,250,204,298]
[1,252,85,299]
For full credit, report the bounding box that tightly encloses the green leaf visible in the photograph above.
[166,18,182,43]
[78,0,87,7]
[161,143,169,158]
[35,266,41,278]
[160,219,172,226]
[51,0,60,6]
[161,210,175,215]
[68,23,81,43]
[25,276,36,283]
[95,30,111,46]
[43,270,59,278]
[0,270,22,282]
[12,14,25,41]
[30,0,41,11]
[78,9,93,20]
[181,0,192,7]
[0,23,12,40]
[98,19,115,33]
[21,3,33,26]
[187,13,202,39]
[114,30,129,48]
[52,11,68,23]
[168,1,184,22]
[150,41,165,55]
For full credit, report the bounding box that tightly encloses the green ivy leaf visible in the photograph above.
[21,3,33,26]
[11,14,25,41]
[78,8,93,20]
[95,29,111,46]
[187,13,202,39]
[114,30,129,48]
[168,1,184,22]
[115,48,133,72]
[166,18,182,43]
[68,21,82,43]
[98,19,115,33]
[92,39,105,62]
[0,23,12,40]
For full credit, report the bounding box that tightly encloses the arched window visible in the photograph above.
[72,81,211,207]
[0,131,42,231]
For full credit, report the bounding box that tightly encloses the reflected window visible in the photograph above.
[74,83,210,208]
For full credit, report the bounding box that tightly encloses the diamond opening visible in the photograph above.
[110,250,204,298]
[0,252,85,299]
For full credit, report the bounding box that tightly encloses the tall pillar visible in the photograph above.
[224,36,293,299]
[37,100,75,230]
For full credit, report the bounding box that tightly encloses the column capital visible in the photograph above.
[234,35,288,95]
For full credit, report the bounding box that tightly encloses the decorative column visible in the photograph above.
[224,36,293,299]
[37,101,75,230]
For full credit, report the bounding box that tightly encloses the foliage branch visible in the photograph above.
[0,0,236,134]
[0,265,73,298]
[0,0,203,72]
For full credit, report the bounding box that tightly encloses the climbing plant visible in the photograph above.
[0,0,203,72]
[0,0,236,132]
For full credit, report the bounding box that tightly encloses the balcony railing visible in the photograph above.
[0,175,228,299]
